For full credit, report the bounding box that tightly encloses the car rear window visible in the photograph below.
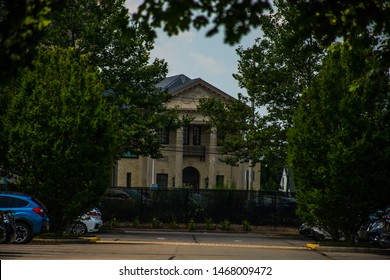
[11,197,30,207]
[31,197,47,208]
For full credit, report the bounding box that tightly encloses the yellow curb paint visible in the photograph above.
[306,243,319,249]
[81,236,100,242]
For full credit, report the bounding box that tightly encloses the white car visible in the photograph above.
[70,208,103,235]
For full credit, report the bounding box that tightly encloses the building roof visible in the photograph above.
[157,74,235,101]
[156,74,192,91]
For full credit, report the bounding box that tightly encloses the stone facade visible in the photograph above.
[114,75,261,190]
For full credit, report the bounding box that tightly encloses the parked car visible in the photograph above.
[121,188,151,204]
[299,223,332,241]
[0,192,49,244]
[105,189,132,200]
[0,210,16,244]
[379,233,390,248]
[70,208,103,235]
[366,220,384,244]
[356,206,390,246]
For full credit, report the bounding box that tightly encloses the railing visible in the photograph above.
[183,145,206,160]
[100,189,299,227]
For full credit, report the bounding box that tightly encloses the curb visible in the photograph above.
[306,243,390,255]
[32,236,100,244]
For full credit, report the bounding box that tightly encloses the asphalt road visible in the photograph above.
[1,230,390,260]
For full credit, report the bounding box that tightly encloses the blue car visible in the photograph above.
[0,192,49,244]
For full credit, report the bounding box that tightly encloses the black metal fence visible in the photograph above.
[100,188,300,227]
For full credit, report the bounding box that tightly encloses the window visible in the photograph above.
[126,172,131,188]
[193,125,201,145]
[183,125,190,145]
[216,175,224,187]
[156,173,168,189]
[217,130,225,146]
[0,196,10,207]
[160,127,169,144]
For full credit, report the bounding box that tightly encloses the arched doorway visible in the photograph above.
[182,167,200,189]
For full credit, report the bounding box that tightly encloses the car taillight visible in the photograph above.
[87,211,101,217]
[32,207,44,216]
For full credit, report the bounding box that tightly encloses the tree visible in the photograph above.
[42,0,182,158]
[199,1,324,172]
[134,0,390,53]
[0,0,62,85]
[288,42,390,240]
[294,0,390,68]
[133,0,272,45]
[198,95,258,166]
[235,1,323,163]
[3,47,119,232]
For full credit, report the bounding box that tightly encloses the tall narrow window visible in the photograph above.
[156,173,168,189]
[160,127,169,144]
[193,125,201,145]
[183,125,190,145]
[216,175,224,187]
[126,172,131,188]
[217,130,225,146]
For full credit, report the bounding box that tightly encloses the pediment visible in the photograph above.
[165,78,236,111]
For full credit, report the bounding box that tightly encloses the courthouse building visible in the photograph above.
[113,74,261,190]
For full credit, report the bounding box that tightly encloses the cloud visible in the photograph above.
[124,0,260,98]
[189,53,226,75]
[124,0,141,12]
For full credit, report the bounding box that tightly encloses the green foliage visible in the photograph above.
[133,0,390,67]
[233,1,324,167]
[204,218,214,230]
[151,217,162,229]
[288,42,390,240]
[187,218,197,231]
[133,0,272,45]
[242,220,251,232]
[108,218,119,229]
[198,1,324,171]
[0,0,59,84]
[41,0,182,159]
[3,47,118,232]
[295,0,390,68]
[220,219,231,231]
[132,217,141,229]
[169,219,179,230]
[198,96,255,166]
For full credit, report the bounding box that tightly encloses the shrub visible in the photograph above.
[205,217,214,230]
[132,217,141,228]
[151,217,162,229]
[242,220,251,231]
[221,219,231,231]
[170,219,179,229]
[187,218,197,231]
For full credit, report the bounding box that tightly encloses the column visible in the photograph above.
[175,127,183,187]
[208,127,217,188]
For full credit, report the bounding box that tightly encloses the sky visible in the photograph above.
[125,0,263,99]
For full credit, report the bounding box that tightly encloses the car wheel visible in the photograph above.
[71,222,87,235]
[14,222,32,244]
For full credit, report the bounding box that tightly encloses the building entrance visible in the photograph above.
[182,166,200,189]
